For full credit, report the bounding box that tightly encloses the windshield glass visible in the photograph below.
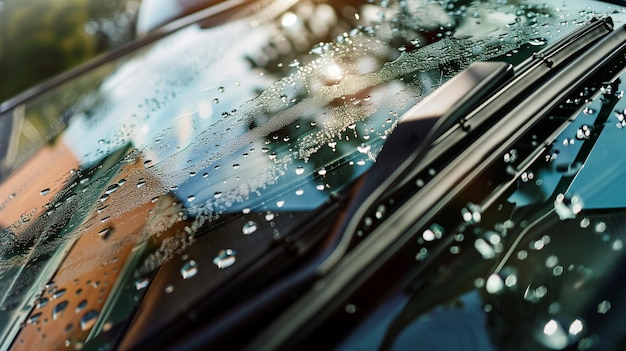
[1,0,625,349]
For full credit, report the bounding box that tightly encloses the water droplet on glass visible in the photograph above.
[528,37,547,46]
[554,193,583,219]
[576,125,592,140]
[233,164,240,169]
[181,260,198,279]
[598,300,611,314]
[37,297,49,309]
[475,238,495,259]
[104,183,120,195]
[569,319,583,336]
[242,221,258,235]
[27,313,42,324]
[276,200,285,208]
[98,227,112,240]
[612,239,623,251]
[213,249,237,269]
[218,86,225,93]
[295,189,304,196]
[580,217,590,228]
[537,319,568,349]
[295,166,304,175]
[52,300,69,320]
[164,285,174,294]
[52,289,66,300]
[422,229,436,242]
[80,310,99,331]
[187,195,196,202]
[486,273,504,294]
[76,300,87,314]
[357,143,371,154]
[135,278,149,290]
[595,221,606,233]
[136,180,146,188]
[40,188,50,196]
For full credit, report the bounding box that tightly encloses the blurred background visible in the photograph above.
[0,0,140,102]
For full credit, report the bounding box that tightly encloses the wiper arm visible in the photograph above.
[246,16,626,350]
[319,16,616,274]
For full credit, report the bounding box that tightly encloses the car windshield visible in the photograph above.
[1,0,625,349]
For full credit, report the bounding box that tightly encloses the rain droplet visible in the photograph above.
[164,285,174,294]
[598,300,611,314]
[295,166,304,175]
[52,300,69,320]
[357,143,371,154]
[576,125,592,140]
[181,260,198,279]
[276,200,285,208]
[422,229,436,241]
[27,312,42,324]
[595,221,606,233]
[104,183,120,195]
[136,180,146,188]
[233,164,240,169]
[218,86,225,93]
[98,227,112,240]
[135,278,149,290]
[242,221,258,235]
[40,188,51,196]
[80,310,99,331]
[52,289,66,300]
[486,274,505,294]
[580,217,590,228]
[213,249,237,269]
[528,37,547,46]
[187,195,196,202]
[295,189,304,196]
[37,297,49,309]
[375,205,386,219]
[569,319,584,336]
[76,300,87,314]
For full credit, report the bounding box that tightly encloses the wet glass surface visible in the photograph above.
[1,0,626,349]
[335,16,626,351]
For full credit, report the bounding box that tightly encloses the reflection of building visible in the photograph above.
[0,141,78,230]
[1,140,182,350]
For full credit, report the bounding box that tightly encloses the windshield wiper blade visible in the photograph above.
[245,16,626,350]
[318,16,616,274]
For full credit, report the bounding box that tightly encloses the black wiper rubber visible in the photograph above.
[246,17,626,350]
[318,16,615,276]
